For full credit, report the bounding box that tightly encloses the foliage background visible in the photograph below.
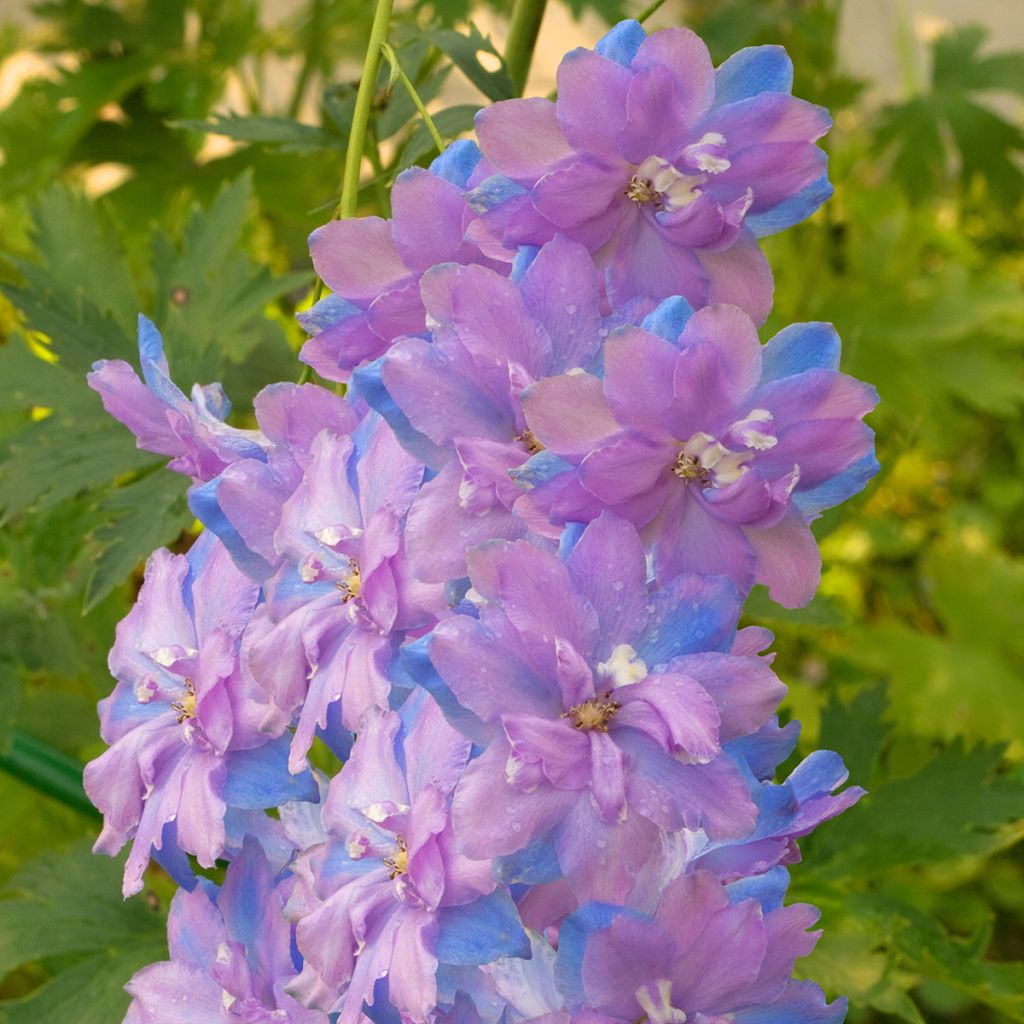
[0,0,1022,1021]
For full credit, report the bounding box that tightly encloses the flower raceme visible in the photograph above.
[82,17,877,1024]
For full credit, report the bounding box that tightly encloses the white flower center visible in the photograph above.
[625,138,730,213]
[673,413,778,488]
[636,979,687,1024]
[597,643,648,688]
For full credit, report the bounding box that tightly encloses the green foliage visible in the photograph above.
[1,2,1023,1022]
[875,26,1024,205]
[0,841,168,1023]
[0,174,303,611]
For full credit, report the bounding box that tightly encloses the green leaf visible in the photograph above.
[172,113,344,153]
[431,24,516,101]
[811,741,1024,872]
[873,25,1024,205]
[0,177,301,608]
[83,470,190,613]
[818,683,891,786]
[0,841,166,1023]
[0,54,155,196]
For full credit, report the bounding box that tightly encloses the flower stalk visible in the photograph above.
[338,0,396,221]
[504,0,548,95]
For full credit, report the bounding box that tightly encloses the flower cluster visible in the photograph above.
[85,20,876,1024]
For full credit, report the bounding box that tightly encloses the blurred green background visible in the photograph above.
[0,1,1023,1021]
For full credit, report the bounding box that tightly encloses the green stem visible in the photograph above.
[381,42,445,156]
[0,730,99,819]
[635,0,668,23]
[288,0,327,119]
[338,0,396,220]
[505,0,549,96]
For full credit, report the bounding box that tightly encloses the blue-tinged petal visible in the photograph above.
[430,138,482,188]
[296,291,362,333]
[726,865,791,911]
[746,172,833,237]
[511,244,541,283]
[223,736,319,809]
[714,45,794,106]
[435,888,531,965]
[556,521,588,560]
[494,833,563,885]
[761,321,841,381]
[555,901,641,1005]
[399,635,492,746]
[728,717,801,780]
[137,314,188,408]
[151,821,198,891]
[734,980,848,1024]
[634,573,740,665]
[350,357,449,468]
[787,749,852,801]
[792,448,880,516]
[509,449,573,488]
[594,19,646,66]
[188,477,277,580]
[465,174,528,214]
[640,295,694,343]
[364,978,405,1024]
[317,698,356,761]
[217,835,273,952]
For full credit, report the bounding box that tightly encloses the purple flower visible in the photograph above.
[189,382,361,580]
[522,305,878,607]
[89,315,267,482]
[84,533,316,896]
[555,870,845,1024]
[299,145,507,383]
[125,837,326,1024]
[355,235,628,582]
[288,692,528,1024]
[243,414,444,772]
[414,515,786,901]
[471,20,833,320]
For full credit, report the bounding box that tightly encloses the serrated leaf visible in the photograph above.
[873,25,1024,205]
[818,683,891,786]
[811,741,1024,872]
[0,841,166,1023]
[431,25,516,101]
[83,470,191,612]
[172,113,343,153]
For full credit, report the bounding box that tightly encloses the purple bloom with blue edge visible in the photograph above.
[470,20,833,322]
[299,143,509,383]
[125,837,326,1024]
[189,381,362,581]
[88,315,267,483]
[356,235,629,583]
[84,532,317,897]
[521,304,878,607]
[417,515,787,902]
[287,692,528,1024]
[553,870,845,1024]
[243,414,444,772]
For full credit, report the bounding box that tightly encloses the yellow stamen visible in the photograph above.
[563,695,620,732]
[336,559,361,603]
[515,429,545,455]
[170,680,196,724]
[384,836,408,879]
